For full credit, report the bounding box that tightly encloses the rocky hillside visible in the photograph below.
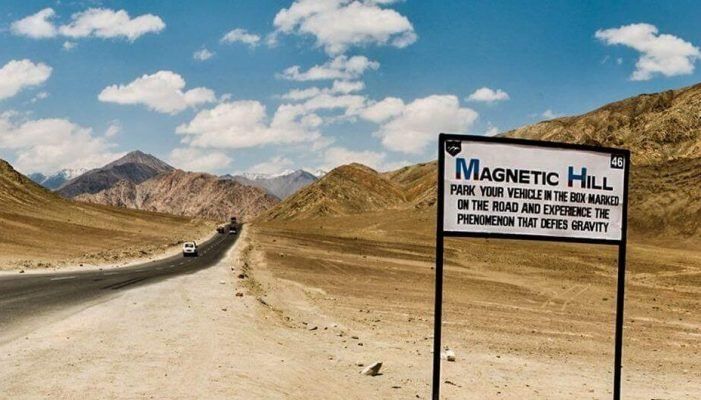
[57,151,173,197]
[0,159,210,269]
[506,83,701,165]
[225,169,318,199]
[76,169,279,222]
[261,163,405,220]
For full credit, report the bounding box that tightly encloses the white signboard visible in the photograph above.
[441,136,628,242]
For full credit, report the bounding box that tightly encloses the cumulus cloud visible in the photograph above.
[11,8,164,41]
[98,71,215,114]
[596,23,700,80]
[220,28,261,47]
[175,101,320,149]
[193,48,214,61]
[0,59,52,100]
[273,0,417,55]
[280,55,379,81]
[368,95,478,154]
[10,8,57,39]
[359,97,404,123]
[0,114,123,174]
[168,147,231,173]
[466,87,510,103]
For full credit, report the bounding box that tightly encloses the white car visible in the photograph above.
[182,241,198,257]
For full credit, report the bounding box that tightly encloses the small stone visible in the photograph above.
[441,349,456,362]
[361,362,382,376]
[219,280,226,284]
[356,361,364,367]
[235,292,244,297]
[308,325,318,331]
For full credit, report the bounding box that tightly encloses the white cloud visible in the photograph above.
[541,109,561,119]
[104,121,121,138]
[359,97,404,123]
[280,55,379,81]
[0,115,123,174]
[466,87,510,103]
[0,59,52,101]
[220,28,261,47]
[280,80,364,101]
[320,146,409,171]
[595,23,700,80]
[62,41,77,51]
[30,91,49,103]
[98,71,215,114]
[11,8,164,41]
[246,156,295,175]
[485,123,499,136]
[10,8,57,39]
[176,101,320,149]
[369,95,478,154]
[59,8,165,41]
[193,48,215,61]
[168,147,231,173]
[273,0,417,55]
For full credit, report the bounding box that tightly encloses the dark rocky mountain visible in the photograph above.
[57,151,174,198]
[224,169,318,199]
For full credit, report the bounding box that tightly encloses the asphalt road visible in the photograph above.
[0,230,238,340]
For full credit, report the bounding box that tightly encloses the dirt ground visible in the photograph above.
[0,228,431,399]
[0,203,213,271]
[2,217,698,399]
[251,209,701,399]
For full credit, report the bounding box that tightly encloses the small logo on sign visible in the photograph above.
[446,140,462,156]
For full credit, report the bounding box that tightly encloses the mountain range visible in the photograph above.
[262,82,701,238]
[28,168,88,190]
[76,169,278,222]
[223,169,319,199]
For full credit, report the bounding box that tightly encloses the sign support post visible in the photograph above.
[432,133,629,400]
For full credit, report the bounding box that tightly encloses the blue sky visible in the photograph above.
[1,0,700,175]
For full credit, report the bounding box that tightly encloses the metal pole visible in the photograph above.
[432,135,446,400]
[612,241,627,400]
[613,151,630,400]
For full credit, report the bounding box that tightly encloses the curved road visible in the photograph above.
[0,230,238,340]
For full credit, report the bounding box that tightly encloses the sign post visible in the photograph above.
[432,133,629,400]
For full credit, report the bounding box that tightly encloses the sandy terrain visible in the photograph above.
[0,227,431,399]
[251,209,701,399]
[2,216,698,399]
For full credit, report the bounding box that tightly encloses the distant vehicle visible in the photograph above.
[229,225,237,235]
[230,216,237,224]
[182,241,198,257]
[216,225,227,234]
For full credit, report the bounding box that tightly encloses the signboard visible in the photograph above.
[432,134,630,400]
[441,136,627,243]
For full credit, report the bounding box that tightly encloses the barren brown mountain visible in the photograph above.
[0,159,210,269]
[76,169,278,222]
[506,83,701,165]
[57,150,174,198]
[261,163,405,220]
